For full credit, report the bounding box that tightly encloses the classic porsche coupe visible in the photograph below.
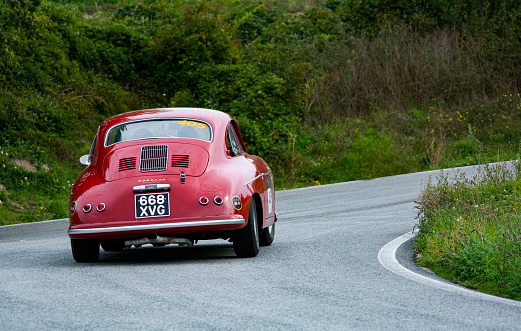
[68,108,276,262]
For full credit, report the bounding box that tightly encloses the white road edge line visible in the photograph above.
[378,231,521,308]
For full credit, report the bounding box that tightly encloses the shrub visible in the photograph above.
[1,0,521,223]
[415,163,521,300]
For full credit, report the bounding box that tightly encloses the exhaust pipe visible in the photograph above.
[125,235,193,247]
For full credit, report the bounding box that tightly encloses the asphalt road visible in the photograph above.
[1,164,520,330]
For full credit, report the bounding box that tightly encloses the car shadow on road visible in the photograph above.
[96,241,239,265]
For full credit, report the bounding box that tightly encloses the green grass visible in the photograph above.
[0,149,79,225]
[415,162,521,301]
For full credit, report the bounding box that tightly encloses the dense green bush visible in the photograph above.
[1,0,521,222]
[330,0,521,35]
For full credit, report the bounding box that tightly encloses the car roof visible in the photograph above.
[99,108,233,135]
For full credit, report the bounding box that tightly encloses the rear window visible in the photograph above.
[105,119,212,146]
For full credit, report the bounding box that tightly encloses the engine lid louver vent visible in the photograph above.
[171,155,189,168]
[140,145,168,172]
[119,157,137,171]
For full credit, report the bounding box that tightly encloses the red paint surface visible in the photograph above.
[68,108,275,241]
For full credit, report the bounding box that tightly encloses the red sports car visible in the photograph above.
[68,108,276,262]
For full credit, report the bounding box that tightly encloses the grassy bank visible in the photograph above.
[415,162,521,301]
[1,0,521,225]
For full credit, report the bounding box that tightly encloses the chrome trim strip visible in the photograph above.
[243,170,272,186]
[67,218,245,235]
[133,184,171,193]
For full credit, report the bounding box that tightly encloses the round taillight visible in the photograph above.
[83,204,92,213]
[199,197,209,205]
[96,203,106,212]
[214,196,223,205]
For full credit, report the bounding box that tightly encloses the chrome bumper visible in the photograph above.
[67,218,245,235]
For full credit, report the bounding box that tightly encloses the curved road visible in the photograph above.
[1,165,520,329]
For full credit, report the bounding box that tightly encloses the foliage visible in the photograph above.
[330,0,521,36]
[1,0,521,222]
[415,163,521,300]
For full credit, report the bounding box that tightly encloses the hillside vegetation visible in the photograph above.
[1,0,521,224]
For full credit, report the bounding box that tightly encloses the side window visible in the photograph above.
[88,135,97,163]
[226,124,242,157]
[231,121,246,153]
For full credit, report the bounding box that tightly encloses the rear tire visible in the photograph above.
[260,222,275,246]
[233,200,260,258]
[71,239,100,262]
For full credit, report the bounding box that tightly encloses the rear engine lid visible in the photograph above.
[103,142,209,181]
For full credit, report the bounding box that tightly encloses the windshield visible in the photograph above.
[105,119,212,146]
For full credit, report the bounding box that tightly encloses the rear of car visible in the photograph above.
[68,110,259,262]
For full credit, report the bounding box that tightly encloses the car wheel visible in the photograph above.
[259,222,275,246]
[101,239,125,252]
[71,239,100,262]
[233,199,260,258]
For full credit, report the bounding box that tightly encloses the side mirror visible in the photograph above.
[79,155,91,165]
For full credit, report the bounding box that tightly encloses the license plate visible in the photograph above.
[135,192,170,219]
